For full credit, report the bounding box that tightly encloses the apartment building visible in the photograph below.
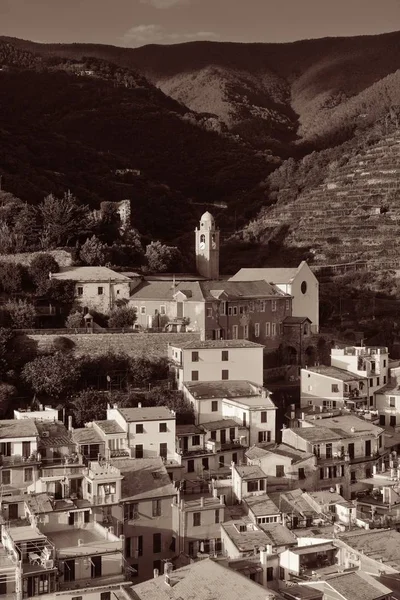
[375,379,400,427]
[110,457,177,584]
[172,494,225,558]
[106,406,177,461]
[231,464,269,505]
[301,365,369,411]
[331,345,389,400]
[0,419,40,493]
[282,414,387,499]
[169,340,264,389]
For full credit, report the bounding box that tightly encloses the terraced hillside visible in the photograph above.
[262,131,400,267]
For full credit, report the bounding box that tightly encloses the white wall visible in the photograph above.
[276,263,319,332]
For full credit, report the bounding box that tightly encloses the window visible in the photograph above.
[24,468,33,483]
[301,281,307,294]
[384,360,387,367]
[215,510,220,524]
[390,397,396,408]
[326,443,332,459]
[351,471,356,483]
[193,512,201,527]
[265,322,271,336]
[77,286,83,296]
[390,415,397,427]
[267,567,274,581]
[131,564,139,578]
[207,307,213,318]
[232,325,238,339]
[255,323,260,338]
[276,465,284,477]
[271,300,277,312]
[384,376,387,384]
[160,305,166,315]
[233,306,238,316]
[261,411,267,423]
[298,468,305,480]
[249,301,255,312]
[153,533,162,553]
[219,455,225,468]
[376,377,380,386]
[100,593,111,600]
[370,378,373,386]
[191,370,199,381]
[192,351,199,362]
[220,302,226,316]
[258,431,271,443]
[140,306,146,314]
[2,471,10,485]
[159,443,167,459]
[271,323,276,336]
[222,370,229,380]
[222,350,229,361]
[152,500,162,517]
[260,300,265,312]
[159,423,167,433]
[211,400,218,412]
[72,597,83,600]
[153,560,162,574]
[136,424,144,434]
[365,467,372,478]
[135,445,143,459]
[124,503,139,521]
[98,287,104,295]
[331,384,339,393]
[285,299,290,311]
[320,468,325,480]
[232,452,238,464]
[243,325,249,338]
[192,435,200,446]
[228,306,233,316]
[187,460,194,473]
[202,457,209,470]
[210,431,217,441]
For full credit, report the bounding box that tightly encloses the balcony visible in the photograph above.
[0,453,40,467]
[48,522,123,559]
[58,572,125,592]
[87,494,118,506]
[109,449,130,459]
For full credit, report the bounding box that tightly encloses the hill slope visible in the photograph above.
[0,42,271,241]
[5,31,400,152]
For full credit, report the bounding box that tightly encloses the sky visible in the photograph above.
[0,0,399,47]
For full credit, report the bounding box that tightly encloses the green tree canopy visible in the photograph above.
[145,240,183,273]
[70,389,108,427]
[80,235,109,266]
[108,306,137,328]
[38,192,90,247]
[22,352,80,400]
[29,253,59,292]
[4,299,36,329]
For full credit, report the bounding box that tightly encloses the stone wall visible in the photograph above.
[27,332,201,359]
[0,249,73,267]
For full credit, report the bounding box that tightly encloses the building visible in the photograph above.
[331,346,389,400]
[169,340,264,389]
[245,444,317,492]
[231,464,269,505]
[303,571,393,600]
[0,419,41,493]
[172,493,225,558]
[130,557,276,600]
[110,457,177,584]
[195,211,220,280]
[106,406,177,461]
[221,390,277,446]
[282,415,387,499]
[51,266,136,314]
[375,378,400,428]
[229,261,319,333]
[280,540,339,580]
[301,365,369,411]
[336,528,400,576]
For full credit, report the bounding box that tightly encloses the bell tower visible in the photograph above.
[195,212,220,280]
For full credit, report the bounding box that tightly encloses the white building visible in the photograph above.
[106,406,177,461]
[331,345,389,399]
[51,266,136,314]
[229,260,319,332]
[169,340,265,389]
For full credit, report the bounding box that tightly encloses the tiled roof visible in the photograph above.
[118,407,174,422]
[130,280,204,302]
[243,494,280,516]
[305,365,367,382]
[0,419,38,439]
[306,490,346,506]
[52,266,131,282]
[71,427,104,445]
[234,465,266,480]
[176,424,204,436]
[200,279,288,300]
[200,419,241,431]
[283,316,311,324]
[280,584,323,599]
[229,265,302,284]
[130,557,271,600]
[110,457,176,502]
[95,420,125,435]
[246,443,313,463]
[325,571,392,600]
[36,421,73,448]
[177,340,264,350]
[184,380,262,399]
[337,529,400,569]
[288,426,344,443]
[312,415,383,437]
[221,519,271,552]
[25,493,54,514]
[258,522,297,547]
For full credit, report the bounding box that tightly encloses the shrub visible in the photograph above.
[65,310,83,329]
[30,253,59,291]
[4,299,36,329]
[80,235,109,266]
[52,336,76,353]
[108,306,137,328]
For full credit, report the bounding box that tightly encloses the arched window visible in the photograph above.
[200,234,206,243]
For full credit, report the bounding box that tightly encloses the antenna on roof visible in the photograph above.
[171,274,176,290]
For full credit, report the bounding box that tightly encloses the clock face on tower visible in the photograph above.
[199,242,205,250]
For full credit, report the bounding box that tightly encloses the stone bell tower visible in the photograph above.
[195,212,220,280]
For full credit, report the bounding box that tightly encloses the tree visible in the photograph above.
[0,328,15,378]
[70,389,108,427]
[108,306,137,328]
[4,299,36,329]
[52,336,75,353]
[30,253,59,292]
[40,279,75,305]
[145,241,183,273]
[38,192,90,247]
[0,262,29,294]
[130,356,169,387]
[0,383,17,418]
[96,202,121,244]
[80,235,108,266]
[22,352,80,399]
[147,386,194,425]
[65,310,83,329]
[13,204,42,251]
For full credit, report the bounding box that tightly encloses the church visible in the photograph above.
[129,212,319,346]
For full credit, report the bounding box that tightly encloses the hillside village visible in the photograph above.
[0,211,400,600]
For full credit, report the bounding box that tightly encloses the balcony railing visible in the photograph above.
[0,453,40,467]
[88,494,118,505]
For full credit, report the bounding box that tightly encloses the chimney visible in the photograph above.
[373,465,377,476]
[220,494,225,505]
[153,568,159,579]
[335,483,341,495]
[261,389,267,399]
[180,499,184,510]
[165,575,171,586]
[39,404,43,411]
[200,497,204,508]
[113,403,118,409]
[138,402,142,409]
[213,488,218,498]
[259,547,268,565]
[68,415,73,431]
